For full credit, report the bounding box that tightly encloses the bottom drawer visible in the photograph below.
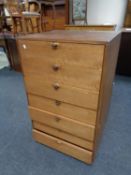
[33,121,94,151]
[33,129,93,164]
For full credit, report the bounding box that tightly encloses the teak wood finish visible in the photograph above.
[65,24,116,31]
[17,30,121,164]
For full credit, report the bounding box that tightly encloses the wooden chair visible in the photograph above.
[22,0,42,33]
[28,0,48,31]
[5,0,23,35]
[6,0,42,35]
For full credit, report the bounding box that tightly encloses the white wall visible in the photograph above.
[87,0,128,30]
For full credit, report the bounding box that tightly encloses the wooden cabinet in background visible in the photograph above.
[17,30,121,164]
[5,35,21,71]
[0,33,21,71]
[41,0,67,30]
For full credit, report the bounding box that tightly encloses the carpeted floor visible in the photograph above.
[0,67,131,175]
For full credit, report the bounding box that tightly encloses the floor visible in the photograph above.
[0,68,131,175]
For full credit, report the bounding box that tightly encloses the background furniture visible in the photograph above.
[39,0,66,30]
[0,1,4,32]
[0,33,11,68]
[23,0,43,32]
[6,0,42,35]
[17,30,121,164]
[124,0,131,27]
[0,33,21,71]
[116,28,131,76]
[6,0,24,35]
[0,1,11,32]
[5,34,21,71]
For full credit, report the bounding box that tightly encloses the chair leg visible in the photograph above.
[21,17,27,34]
[24,19,29,33]
[37,17,42,33]
[27,19,30,32]
[19,20,23,33]
[41,14,47,32]
[36,18,39,32]
[12,18,17,36]
[29,18,34,33]
[23,18,28,32]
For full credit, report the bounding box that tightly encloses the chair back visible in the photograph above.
[26,0,41,13]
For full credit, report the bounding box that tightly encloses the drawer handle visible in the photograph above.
[51,42,59,49]
[55,100,61,106]
[52,64,60,71]
[53,83,60,90]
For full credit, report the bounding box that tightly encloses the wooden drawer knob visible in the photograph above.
[52,64,60,71]
[53,83,60,90]
[51,42,59,49]
[55,100,61,106]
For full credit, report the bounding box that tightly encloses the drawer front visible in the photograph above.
[18,40,104,70]
[29,106,95,141]
[33,129,93,164]
[28,94,97,125]
[25,75,99,110]
[21,58,101,91]
[33,121,94,150]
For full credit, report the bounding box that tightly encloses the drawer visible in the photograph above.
[21,58,102,91]
[28,94,97,125]
[25,75,99,110]
[33,129,93,164]
[29,106,95,141]
[33,121,94,150]
[18,40,104,70]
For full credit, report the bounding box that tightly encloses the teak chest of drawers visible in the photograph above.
[17,30,121,164]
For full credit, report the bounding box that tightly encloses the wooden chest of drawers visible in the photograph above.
[17,30,121,164]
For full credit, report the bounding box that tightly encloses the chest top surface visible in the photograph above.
[17,30,121,44]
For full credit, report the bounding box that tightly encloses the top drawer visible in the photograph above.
[18,40,104,70]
